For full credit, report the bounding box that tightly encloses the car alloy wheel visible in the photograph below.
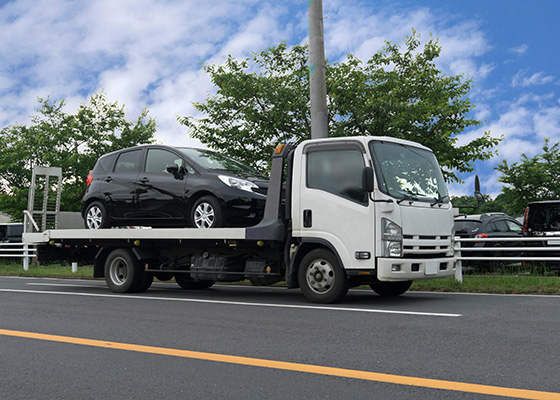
[194,202,215,228]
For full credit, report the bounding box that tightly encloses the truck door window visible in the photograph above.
[306,149,367,205]
[114,150,142,172]
[145,149,183,174]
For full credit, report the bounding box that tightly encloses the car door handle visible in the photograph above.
[139,177,150,183]
[104,177,113,182]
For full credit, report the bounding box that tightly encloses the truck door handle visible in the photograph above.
[104,177,113,182]
[303,209,312,228]
[139,177,150,183]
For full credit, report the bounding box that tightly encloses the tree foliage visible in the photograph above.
[180,32,501,181]
[496,139,560,216]
[0,92,156,221]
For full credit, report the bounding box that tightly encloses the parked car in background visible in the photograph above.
[454,213,523,269]
[523,201,560,270]
[82,146,268,229]
[0,223,23,243]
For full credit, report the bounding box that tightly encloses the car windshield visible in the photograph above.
[178,148,258,174]
[455,220,481,234]
[369,141,449,203]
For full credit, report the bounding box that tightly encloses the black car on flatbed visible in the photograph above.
[82,146,268,229]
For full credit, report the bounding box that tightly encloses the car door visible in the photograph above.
[104,149,143,220]
[136,148,188,223]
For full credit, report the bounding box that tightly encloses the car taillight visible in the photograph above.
[475,233,487,243]
[86,171,93,187]
[523,206,529,234]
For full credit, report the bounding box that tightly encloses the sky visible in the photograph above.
[1,0,559,198]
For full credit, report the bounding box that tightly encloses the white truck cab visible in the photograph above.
[291,136,455,285]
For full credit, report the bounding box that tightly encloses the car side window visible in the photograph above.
[114,150,142,172]
[145,149,183,174]
[493,220,509,232]
[506,220,522,233]
[307,149,367,205]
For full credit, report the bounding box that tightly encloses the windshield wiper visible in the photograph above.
[396,191,419,204]
[431,194,449,207]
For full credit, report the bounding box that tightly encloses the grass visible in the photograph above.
[0,261,558,295]
[0,261,94,279]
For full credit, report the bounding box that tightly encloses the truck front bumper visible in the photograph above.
[377,256,456,281]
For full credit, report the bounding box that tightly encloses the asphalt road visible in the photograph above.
[0,276,559,400]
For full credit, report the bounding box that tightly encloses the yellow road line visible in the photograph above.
[1,328,558,400]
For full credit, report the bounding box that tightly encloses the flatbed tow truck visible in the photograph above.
[24,136,457,303]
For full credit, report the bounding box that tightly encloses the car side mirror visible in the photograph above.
[166,164,180,178]
[362,167,374,193]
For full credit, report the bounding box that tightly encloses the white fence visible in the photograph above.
[454,236,560,282]
[0,243,37,271]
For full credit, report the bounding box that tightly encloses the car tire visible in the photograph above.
[369,280,412,297]
[84,201,110,229]
[191,196,223,228]
[104,249,147,293]
[298,248,348,304]
[175,274,215,289]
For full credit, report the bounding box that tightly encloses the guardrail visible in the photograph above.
[0,243,37,271]
[454,236,560,282]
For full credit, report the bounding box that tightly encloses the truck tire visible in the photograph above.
[104,249,148,293]
[298,248,348,304]
[84,201,110,229]
[191,196,223,228]
[369,280,412,297]
[175,274,215,289]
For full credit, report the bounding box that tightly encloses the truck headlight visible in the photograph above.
[382,218,403,257]
[218,175,258,193]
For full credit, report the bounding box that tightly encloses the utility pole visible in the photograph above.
[308,0,328,139]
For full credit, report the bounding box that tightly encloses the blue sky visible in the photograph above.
[1,0,559,198]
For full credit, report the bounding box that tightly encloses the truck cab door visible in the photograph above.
[293,143,375,270]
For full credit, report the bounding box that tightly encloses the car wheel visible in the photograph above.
[191,196,223,228]
[298,248,348,304]
[369,280,412,296]
[84,201,110,229]
[175,274,215,289]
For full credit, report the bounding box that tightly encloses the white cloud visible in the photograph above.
[512,70,555,87]
[510,44,528,55]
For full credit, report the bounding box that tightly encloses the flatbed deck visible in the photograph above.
[23,227,248,244]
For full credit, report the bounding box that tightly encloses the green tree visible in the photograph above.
[496,139,560,216]
[0,92,156,221]
[451,193,512,215]
[180,32,500,181]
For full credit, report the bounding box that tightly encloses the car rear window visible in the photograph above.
[455,220,481,234]
[93,153,117,174]
[527,205,560,232]
[114,150,142,173]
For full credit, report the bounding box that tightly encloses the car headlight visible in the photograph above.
[218,175,259,193]
[382,218,403,257]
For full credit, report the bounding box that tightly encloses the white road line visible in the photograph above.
[26,283,101,288]
[0,289,461,317]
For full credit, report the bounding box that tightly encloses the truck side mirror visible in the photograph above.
[474,175,484,204]
[362,167,374,193]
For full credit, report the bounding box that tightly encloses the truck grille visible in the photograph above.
[403,235,451,258]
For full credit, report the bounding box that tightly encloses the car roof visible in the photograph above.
[527,200,560,206]
[454,213,516,222]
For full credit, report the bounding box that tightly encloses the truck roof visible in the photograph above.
[301,136,433,152]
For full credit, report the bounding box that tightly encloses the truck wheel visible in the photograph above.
[369,281,412,297]
[175,274,215,289]
[298,248,348,304]
[84,201,110,229]
[104,249,146,293]
[191,196,223,228]
[154,272,174,281]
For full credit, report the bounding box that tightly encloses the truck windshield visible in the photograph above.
[369,141,449,204]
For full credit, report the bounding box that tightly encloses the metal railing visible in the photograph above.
[0,243,37,271]
[454,236,560,282]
